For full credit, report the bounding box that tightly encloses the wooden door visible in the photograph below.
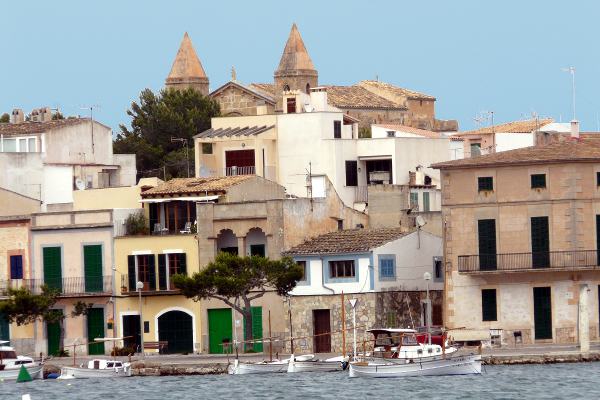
[208,308,232,354]
[243,306,263,352]
[533,287,552,340]
[87,308,105,355]
[313,309,331,353]
[531,217,550,268]
[158,311,193,354]
[122,315,141,351]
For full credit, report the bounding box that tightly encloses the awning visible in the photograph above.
[139,195,219,203]
[358,155,393,161]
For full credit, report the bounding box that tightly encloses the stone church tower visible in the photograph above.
[274,24,318,111]
[165,32,209,95]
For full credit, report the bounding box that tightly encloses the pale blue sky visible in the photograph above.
[2,0,599,132]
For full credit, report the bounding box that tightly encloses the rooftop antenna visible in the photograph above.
[80,104,100,154]
[561,66,576,120]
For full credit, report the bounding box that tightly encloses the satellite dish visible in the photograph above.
[416,215,426,228]
[75,178,86,190]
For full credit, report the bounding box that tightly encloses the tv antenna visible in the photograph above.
[80,104,101,154]
[561,66,576,120]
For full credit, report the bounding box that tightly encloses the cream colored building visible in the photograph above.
[433,136,600,345]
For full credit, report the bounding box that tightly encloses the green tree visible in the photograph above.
[0,286,91,355]
[0,113,9,123]
[172,253,303,352]
[115,88,220,179]
[51,111,65,120]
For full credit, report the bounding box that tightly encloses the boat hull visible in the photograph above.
[228,360,288,375]
[0,364,44,380]
[59,365,132,379]
[287,360,344,373]
[349,354,482,378]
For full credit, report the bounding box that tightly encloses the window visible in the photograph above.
[531,174,546,189]
[283,84,290,92]
[202,143,213,154]
[345,160,358,187]
[434,257,443,280]
[329,260,355,278]
[597,172,600,187]
[379,256,395,280]
[386,130,395,137]
[410,192,419,210]
[470,142,481,157]
[481,289,497,321]
[337,219,344,231]
[286,97,296,113]
[305,83,310,94]
[10,255,23,279]
[478,176,493,192]
[334,120,342,139]
[296,261,307,282]
[2,138,16,152]
[423,192,430,212]
[18,138,27,152]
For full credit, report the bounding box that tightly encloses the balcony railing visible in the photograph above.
[225,166,255,176]
[458,250,600,273]
[120,274,180,294]
[0,276,113,296]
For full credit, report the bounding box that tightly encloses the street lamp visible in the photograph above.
[423,272,432,345]
[349,298,358,361]
[136,281,145,358]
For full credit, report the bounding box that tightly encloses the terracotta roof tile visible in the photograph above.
[141,175,253,197]
[432,137,600,169]
[0,118,91,136]
[325,86,407,110]
[454,118,554,137]
[284,228,410,255]
[359,80,435,101]
[373,124,443,138]
[249,83,276,99]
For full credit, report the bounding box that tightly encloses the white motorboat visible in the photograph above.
[58,359,132,379]
[0,341,44,380]
[227,358,289,375]
[287,354,348,373]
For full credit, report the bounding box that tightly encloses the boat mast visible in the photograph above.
[341,291,346,358]
[268,310,273,362]
[287,296,294,354]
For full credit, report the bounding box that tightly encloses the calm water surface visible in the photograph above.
[4,363,600,399]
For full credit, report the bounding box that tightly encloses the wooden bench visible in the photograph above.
[142,341,168,354]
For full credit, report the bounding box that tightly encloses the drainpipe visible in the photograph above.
[321,257,335,294]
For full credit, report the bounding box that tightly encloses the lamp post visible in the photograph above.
[136,281,145,358]
[349,298,358,361]
[423,272,432,345]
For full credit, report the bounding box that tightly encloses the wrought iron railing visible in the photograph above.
[458,250,600,273]
[0,276,113,296]
[225,166,255,176]
[120,274,180,294]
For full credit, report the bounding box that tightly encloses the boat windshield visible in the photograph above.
[0,350,17,359]
[374,333,417,347]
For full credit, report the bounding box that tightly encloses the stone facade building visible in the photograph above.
[433,135,600,346]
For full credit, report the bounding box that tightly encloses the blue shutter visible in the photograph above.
[10,255,23,279]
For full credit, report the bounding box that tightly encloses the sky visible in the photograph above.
[2,0,599,133]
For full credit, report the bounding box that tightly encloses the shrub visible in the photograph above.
[125,211,149,235]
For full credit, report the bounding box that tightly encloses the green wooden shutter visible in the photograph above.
[84,245,103,292]
[531,216,550,268]
[87,308,105,355]
[0,312,9,341]
[478,219,497,270]
[46,310,63,356]
[243,306,263,352]
[158,254,167,291]
[533,287,552,339]
[481,289,497,321]
[148,255,156,291]
[208,308,232,354]
[43,247,62,291]
[423,192,430,212]
[180,253,187,275]
[597,215,600,266]
[127,255,136,291]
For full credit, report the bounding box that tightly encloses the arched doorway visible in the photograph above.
[158,310,193,354]
[246,228,267,257]
[217,229,238,255]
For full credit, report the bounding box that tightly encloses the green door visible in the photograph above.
[158,311,193,354]
[208,308,232,354]
[243,306,263,352]
[43,247,62,291]
[47,310,63,356]
[533,287,552,340]
[87,308,105,355]
[84,245,103,292]
[0,313,9,341]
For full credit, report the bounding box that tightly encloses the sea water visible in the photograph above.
[4,363,600,400]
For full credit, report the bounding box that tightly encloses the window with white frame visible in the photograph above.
[329,260,355,278]
[1,136,37,152]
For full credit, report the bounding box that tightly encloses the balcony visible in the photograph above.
[225,166,255,176]
[119,274,180,296]
[458,250,600,273]
[0,276,113,297]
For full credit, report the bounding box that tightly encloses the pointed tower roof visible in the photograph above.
[275,24,316,74]
[166,32,208,83]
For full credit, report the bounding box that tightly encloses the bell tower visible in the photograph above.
[165,32,209,95]
[274,24,318,112]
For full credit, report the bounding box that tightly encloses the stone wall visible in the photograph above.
[212,85,275,117]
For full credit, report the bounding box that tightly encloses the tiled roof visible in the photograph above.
[432,137,600,169]
[325,86,406,110]
[194,125,274,139]
[284,228,409,255]
[0,118,91,135]
[373,124,443,138]
[141,175,253,197]
[166,32,208,82]
[454,118,554,137]
[359,80,435,101]
[249,83,276,99]
[276,23,316,73]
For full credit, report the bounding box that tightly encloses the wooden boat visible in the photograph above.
[287,354,348,373]
[227,358,289,375]
[58,359,132,379]
[0,341,43,380]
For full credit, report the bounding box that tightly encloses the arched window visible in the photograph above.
[283,84,290,92]
[305,83,310,94]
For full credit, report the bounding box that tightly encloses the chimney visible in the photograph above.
[30,109,40,122]
[39,107,52,122]
[570,120,580,139]
[10,109,24,124]
[310,87,328,112]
